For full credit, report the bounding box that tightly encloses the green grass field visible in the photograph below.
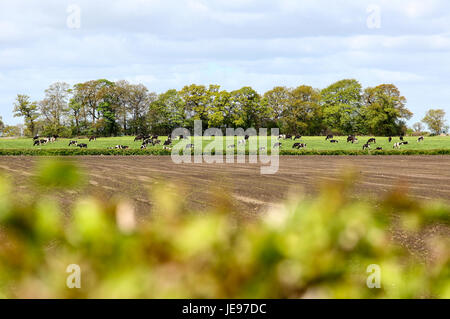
[0,135,449,152]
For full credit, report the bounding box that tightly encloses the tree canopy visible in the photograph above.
[8,79,419,137]
[422,109,448,135]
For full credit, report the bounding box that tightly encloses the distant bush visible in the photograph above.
[0,159,448,298]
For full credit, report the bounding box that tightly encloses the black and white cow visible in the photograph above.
[293,143,306,149]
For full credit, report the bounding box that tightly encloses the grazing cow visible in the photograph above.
[278,134,286,140]
[273,142,282,148]
[33,135,39,140]
[330,139,339,143]
[393,143,401,149]
[367,138,376,144]
[89,136,97,142]
[163,139,172,146]
[325,135,334,140]
[285,134,292,140]
[40,139,49,145]
[294,135,302,140]
[375,147,383,151]
[244,135,250,140]
[293,143,301,149]
[293,143,306,149]
[151,135,159,140]
[114,145,128,149]
[347,136,359,144]
[77,143,88,148]
[418,136,424,142]
[33,140,41,146]
[140,144,147,149]
[400,141,409,145]
[362,144,371,150]
[152,140,161,146]
[134,135,144,142]
[388,137,393,143]
[400,136,404,141]
[68,140,78,146]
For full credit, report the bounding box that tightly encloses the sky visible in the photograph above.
[1,0,449,125]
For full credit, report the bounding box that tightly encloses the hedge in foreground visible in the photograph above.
[1,148,450,156]
[0,159,448,298]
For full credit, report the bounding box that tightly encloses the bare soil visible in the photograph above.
[1,155,449,216]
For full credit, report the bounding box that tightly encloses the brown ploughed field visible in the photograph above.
[1,155,449,217]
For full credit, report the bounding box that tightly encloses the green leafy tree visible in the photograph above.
[230,87,269,129]
[128,84,155,135]
[149,89,186,134]
[1,125,22,137]
[362,84,412,136]
[208,89,232,129]
[13,94,40,136]
[39,82,71,135]
[73,79,113,127]
[68,97,85,136]
[263,86,291,126]
[180,84,211,130]
[97,80,120,136]
[321,79,363,134]
[283,85,323,135]
[422,109,448,135]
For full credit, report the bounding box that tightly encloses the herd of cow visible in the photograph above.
[272,134,425,151]
[32,135,59,146]
[32,133,426,151]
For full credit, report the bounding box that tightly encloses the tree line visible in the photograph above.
[1,78,448,138]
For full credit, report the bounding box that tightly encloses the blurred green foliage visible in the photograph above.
[0,160,448,298]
